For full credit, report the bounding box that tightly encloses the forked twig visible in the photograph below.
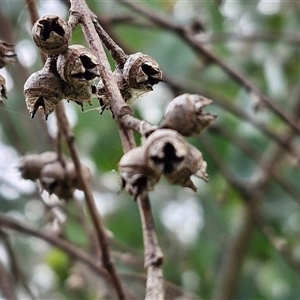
[69,0,165,298]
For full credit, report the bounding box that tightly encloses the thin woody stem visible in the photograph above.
[26,1,126,299]
[69,1,165,298]
[118,0,300,135]
[93,21,128,66]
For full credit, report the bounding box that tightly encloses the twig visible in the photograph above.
[252,213,300,273]
[68,1,165,298]
[0,213,109,278]
[25,1,127,299]
[0,230,36,299]
[0,258,16,300]
[137,194,164,300]
[93,20,128,66]
[55,102,127,299]
[164,75,300,161]
[117,0,300,135]
[211,207,253,300]
[200,136,300,296]
[209,125,300,201]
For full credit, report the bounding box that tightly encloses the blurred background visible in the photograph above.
[0,0,300,299]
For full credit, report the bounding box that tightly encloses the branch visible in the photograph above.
[55,102,127,300]
[137,194,164,300]
[164,75,300,161]
[211,207,253,300]
[118,0,300,135]
[0,230,36,299]
[209,124,300,201]
[0,257,16,300]
[25,1,127,299]
[0,214,108,280]
[69,0,165,298]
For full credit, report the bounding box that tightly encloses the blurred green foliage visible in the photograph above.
[1,0,300,299]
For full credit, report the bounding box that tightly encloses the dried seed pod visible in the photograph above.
[0,75,7,102]
[32,15,71,55]
[123,52,163,91]
[97,68,131,111]
[97,53,162,112]
[119,147,161,199]
[0,41,17,68]
[24,57,64,119]
[143,129,208,191]
[62,80,96,110]
[19,151,57,180]
[57,45,99,107]
[57,45,99,85]
[65,161,92,190]
[159,94,217,136]
[39,160,75,199]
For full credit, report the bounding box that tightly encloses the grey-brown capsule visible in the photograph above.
[0,75,7,102]
[39,160,75,199]
[97,52,162,112]
[57,45,99,107]
[57,45,99,85]
[119,147,161,199]
[19,151,58,181]
[159,94,217,136]
[64,161,92,190]
[32,15,71,55]
[143,129,208,191]
[0,41,17,68]
[24,57,64,119]
[123,52,162,91]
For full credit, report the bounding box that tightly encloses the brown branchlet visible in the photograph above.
[119,147,161,199]
[19,151,91,199]
[159,93,217,136]
[143,129,208,191]
[97,52,162,111]
[0,41,17,102]
[31,15,71,55]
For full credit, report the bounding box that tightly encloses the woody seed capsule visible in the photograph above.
[24,57,64,119]
[119,147,161,199]
[159,93,217,136]
[143,129,208,191]
[32,15,71,55]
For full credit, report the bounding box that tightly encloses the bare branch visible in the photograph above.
[118,0,300,135]
[0,214,108,281]
[0,257,17,300]
[69,0,165,298]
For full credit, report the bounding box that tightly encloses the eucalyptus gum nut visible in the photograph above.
[32,15,71,55]
[19,154,43,181]
[65,161,92,190]
[119,147,161,198]
[62,80,95,107]
[39,160,74,198]
[39,151,58,165]
[19,151,58,181]
[123,52,163,91]
[143,129,188,174]
[0,41,16,68]
[24,67,64,119]
[0,75,7,102]
[160,93,217,136]
[57,45,99,85]
[143,129,208,191]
